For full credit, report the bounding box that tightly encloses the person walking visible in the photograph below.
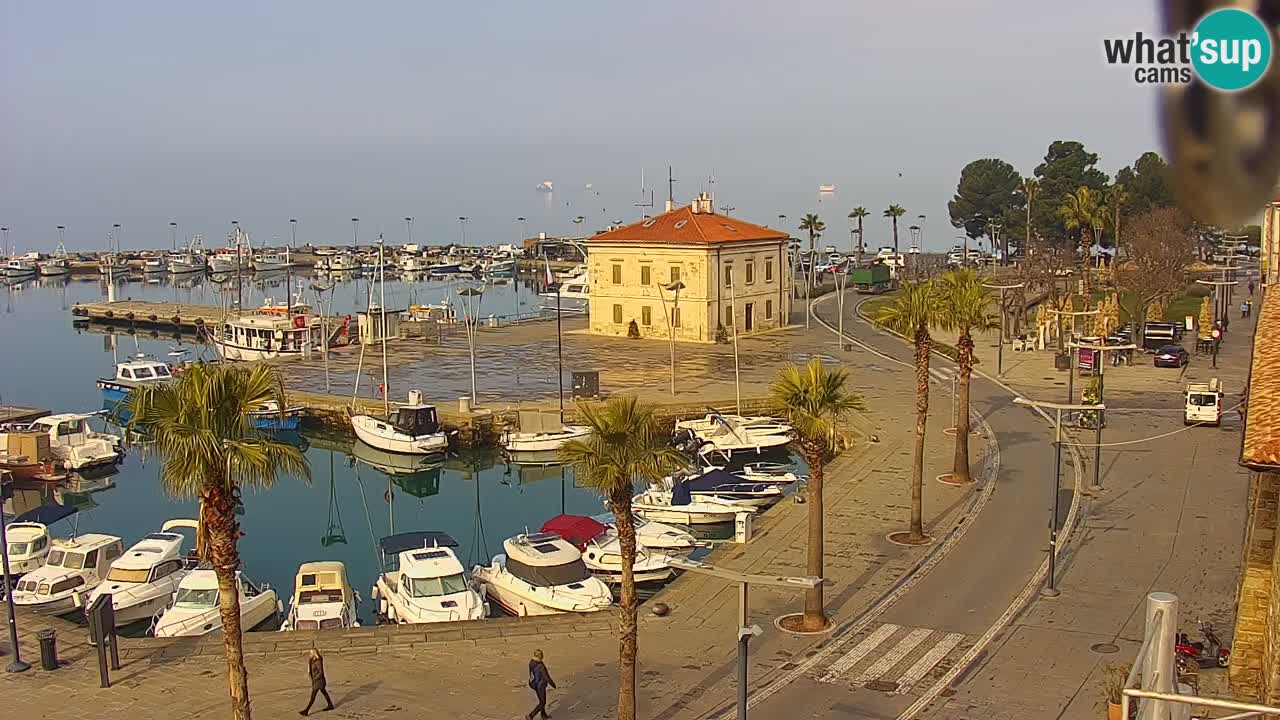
[300,648,335,716]
[1241,300,1249,319]
[526,649,557,720]
[1249,279,1256,296]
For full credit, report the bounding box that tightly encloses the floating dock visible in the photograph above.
[0,405,50,425]
[71,300,224,331]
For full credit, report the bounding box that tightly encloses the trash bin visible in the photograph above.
[1054,352,1070,371]
[37,629,58,671]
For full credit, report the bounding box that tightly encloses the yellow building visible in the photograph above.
[587,194,792,343]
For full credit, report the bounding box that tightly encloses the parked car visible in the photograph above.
[1153,344,1190,368]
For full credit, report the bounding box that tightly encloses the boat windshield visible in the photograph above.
[7,542,29,556]
[55,551,87,569]
[506,557,592,587]
[107,567,150,583]
[407,573,469,598]
[175,587,218,608]
[153,365,171,377]
[46,549,65,567]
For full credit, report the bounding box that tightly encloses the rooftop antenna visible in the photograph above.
[635,169,654,219]
[708,170,716,207]
[665,166,677,212]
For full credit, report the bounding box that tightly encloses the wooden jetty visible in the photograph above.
[0,406,50,425]
[71,300,224,331]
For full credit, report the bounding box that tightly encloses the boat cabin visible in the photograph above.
[378,532,459,574]
[218,315,316,355]
[103,532,187,585]
[290,561,357,630]
[12,533,123,599]
[389,405,440,437]
[114,359,173,384]
[502,533,593,587]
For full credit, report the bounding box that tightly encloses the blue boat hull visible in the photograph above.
[250,415,302,431]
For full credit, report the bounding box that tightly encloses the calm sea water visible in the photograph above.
[0,272,798,626]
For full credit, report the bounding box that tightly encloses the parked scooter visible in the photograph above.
[1175,622,1230,672]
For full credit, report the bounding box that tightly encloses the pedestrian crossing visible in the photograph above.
[928,367,956,385]
[812,623,972,695]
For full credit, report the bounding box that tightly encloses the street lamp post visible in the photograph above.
[657,280,685,396]
[458,286,484,408]
[1012,397,1105,597]
[1196,278,1239,369]
[667,557,820,720]
[1070,338,1137,493]
[310,281,335,393]
[835,266,849,351]
[1,471,30,672]
[983,282,1026,376]
[168,221,178,252]
[351,218,359,249]
[459,216,469,245]
[514,217,527,323]
[729,270,742,412]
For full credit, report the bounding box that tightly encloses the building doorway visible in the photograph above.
[745,303,754,332]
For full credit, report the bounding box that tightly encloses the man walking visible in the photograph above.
[527,649,557,720]
[300,648,335,716]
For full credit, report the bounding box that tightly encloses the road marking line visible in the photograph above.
[851,627,932,686]
[815,624,900,684]
[894,632,965,694]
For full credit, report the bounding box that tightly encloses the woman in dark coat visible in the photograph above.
[301,648,335,716]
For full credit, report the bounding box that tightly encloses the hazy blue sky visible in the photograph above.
[1,1,1161,252]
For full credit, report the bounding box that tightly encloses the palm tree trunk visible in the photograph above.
[1080,227,1092,296]
[857,218,865,265]
[802,438,826,630]
[205,485,252,720]
[911,328,930,542]
[892,219,900,259]
[951,333,974,482]
[610,487,638,720]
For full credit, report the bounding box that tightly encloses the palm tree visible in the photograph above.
[769,359,864,631]
[848,207,869,264]
[121,363,309,720]
[1104,183,1128,274]
[799,213,825,254]
[876,281,943,543]
[936,270,997,484]
[1057,186,1104,294]
[560,396,683,720]
[884,205,907,260]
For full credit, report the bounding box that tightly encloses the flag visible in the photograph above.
[543,254,555,287]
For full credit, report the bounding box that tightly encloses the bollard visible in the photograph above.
[36,629,57,671]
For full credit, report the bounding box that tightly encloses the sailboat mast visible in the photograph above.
[378,236,390,418]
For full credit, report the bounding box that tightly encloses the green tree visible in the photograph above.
[121,364,310,720]
[947,159,1025,259]
[1032,141,1109,248]
[559,396,684,720]
[769,359,864,631]
[884,205,907,259]
[1114,151,1174,215]
[848,207,870,263]
[876,281,944,543]
[936,270,997,483]
[799,213,825,254]
[1058,186,1105,293]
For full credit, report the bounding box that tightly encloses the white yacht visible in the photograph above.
[542,515,677,584]
[593,513,697,556]
[152,568,281,638]
[280,561,361,631]
[674,414,790,435]
[209,313,322,362]
[252,248,293,272]
[472,533,613,617]
[350,392,449,456]
[673,413,792,458]
[631,483,753,525]
[502,411,590,453]
[38,243,71,276]
[735,461,804,486]
[371,532,486,625]
[22,412,123,471]
[3,257,38,277]
[85,520,197,626]
[12,534,125,615]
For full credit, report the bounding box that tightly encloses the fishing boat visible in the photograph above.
[167,249,206,274]
[37,243,71,276]
[399,255,429,272]
[208,243,251,274]
[502,411,590,453]
[541,515,678,584]
[209,313,322,362]
[97,356,174,405]
[12,533,125,615]
[631,480,753,525]
[327,252,359,272]
[85,520,198,626]
[152,568,281,637]
[140,254,167,273]
[3,257,38,277]
[371,532,486,625]
[0,429,67,485]
[98,254,129,274]
[472,533,613,616]
[280,561,361,631]
[247,400,304,431]
[252,247,292,272]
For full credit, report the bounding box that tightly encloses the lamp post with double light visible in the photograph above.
[657,280,685,395]
[983,282,1026,376]
[1069,338,1136,493]
[458,286,484,408]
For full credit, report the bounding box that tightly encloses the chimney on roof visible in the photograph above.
[664,199,674,213]
[690,192,714,215]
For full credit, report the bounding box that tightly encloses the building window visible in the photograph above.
[672,307,682,328]
[642,306,652,326]
[746,261,755,285]
[766,299,773,319]
[613,304,623,324]
[766,260,774,282]
[670,266,681,284]
[724,266,733,288]
[725,305,734,327]
[612,264,622,284]
[640,265,651,285]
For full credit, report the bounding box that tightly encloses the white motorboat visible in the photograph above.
[167,253,206,274]
[152,568,281,637]
[5,523,54,577]
[656,470,783,508]
[22,412,123,471]
[85,520,197,626]
[674,414,790,435]
[399,255,429,272]
[631,483,753,525]
[592,513,697,556]
[2,258,38,277]
[140,254,167,273]
[351,392,449,456]
[280,561,361,631]
[209,313,322,362]
[542,515,677,584]
[472,533,613,617]
[673,413,792,458]
[98,356,174,405]
[503,411,590,453]
[38,244,71,276]
[736,461,805,486]
[252,248,292,272]
[371,532,486,625]
[209,245,251,274]
[540,264,588,312]
[98,254,129,275]
[12,533,125,615]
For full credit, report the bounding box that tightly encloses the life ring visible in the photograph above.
[292,315,306,329]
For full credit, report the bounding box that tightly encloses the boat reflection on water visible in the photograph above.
[349,440,443,499]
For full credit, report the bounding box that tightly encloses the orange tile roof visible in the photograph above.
[588,205,789,245]
[1244,290,1280,467]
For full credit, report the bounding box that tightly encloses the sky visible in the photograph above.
[1,1,1162,252]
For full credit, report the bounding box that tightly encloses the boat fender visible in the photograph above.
[172,316,181,325]
[104,310,113,318]
[149,314,158,322]
[194,317,204,326]
[386,604,396,623]
[126,312,134,320]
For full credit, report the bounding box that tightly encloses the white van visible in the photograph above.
[1185,379,1224,426]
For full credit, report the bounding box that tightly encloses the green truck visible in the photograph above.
[848,265,892,294]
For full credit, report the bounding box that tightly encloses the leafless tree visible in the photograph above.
[1116,207,1196,344]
